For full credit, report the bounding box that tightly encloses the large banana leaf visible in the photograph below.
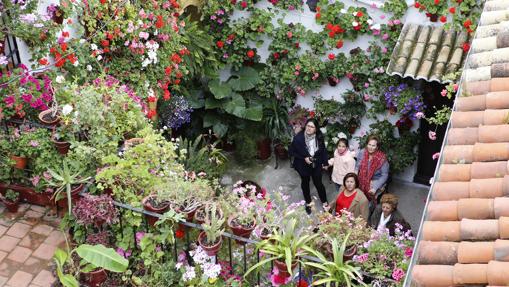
[209,79,232,99]
[76,244,128,273]
[229,67,260,91]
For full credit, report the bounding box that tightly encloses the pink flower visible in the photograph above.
[294,71,300,76]
[287,31,293,38]
[364,82,369,88]
[428,131,437,140]
[270,267,291,286]
[139,31,149,40]
[392,268,405,281]
[29,140,39,147]
[380,14,386,19]
[432,152,440,160]
[31,176,40,187]
[354,253,369,263]
[453,83,458,91]
[415,112,424,119]
[382,47,388,53]
[363,94,371,101]
[394,19,401,25]
[382,33,389,40]
[441,89,448,97]
[405,247,413,257]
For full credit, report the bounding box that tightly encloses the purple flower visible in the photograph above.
[4,95,15,106]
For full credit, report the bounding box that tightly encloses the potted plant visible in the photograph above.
[263,99,291,159]
[46,159,91,215]
[197,204,225,256]
[325,53,348,87]
[47,4,65,24]
[1,189,20,213]
[8,127,42,169]
[305,234,367,286]
[383,84,425,121]
[194,202,224,225]
[227,188,267,244]
[142,193,170,227]
[54,243,129,287]
[245,218,318,278]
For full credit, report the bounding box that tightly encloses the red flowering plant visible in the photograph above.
[279,52,326,97]
[215,22,262,70]
[0,65,55,121]
[413,0,448,21]
[268,21,308,61]
[446,0,482,33]
[315,0,374,48]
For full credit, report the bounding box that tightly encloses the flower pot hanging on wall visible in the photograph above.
[307,0,318,12]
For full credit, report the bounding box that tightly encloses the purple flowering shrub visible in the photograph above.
[353,223,415,285]
[158,95,192,130]
[72,194,118,227]
[384,84,425,120]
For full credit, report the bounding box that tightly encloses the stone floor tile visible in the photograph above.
[0,226,6,237]
[23,257,41,268]
[43,230,65,246]
[29,206,47,213]
[0,217,14,227]
[24,210,43,220]
[31,244,57,261]
[21,257,44,276]
[0,260,22,278]
[6,270,33,287]
[6,223,31,238]
[7,246,32,263]
[0,236,20,252]
[17,204,30,213]
[30,225,53,237]
[0,275,7,286]
[31,270,55,287]
[0,251,7,263]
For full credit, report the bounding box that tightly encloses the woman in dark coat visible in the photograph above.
[369,193,412,236]
[289,118,328,214]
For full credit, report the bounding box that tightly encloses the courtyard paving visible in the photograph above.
[0,203,63,287]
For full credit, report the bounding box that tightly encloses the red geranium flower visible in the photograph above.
[297,279,309,287]
[61,31,70,38]
[38,58,49,65]
[440,15,447,23]
[309,111,315,118]
[295,42,300,48]
[328,53,335,60]
[240,1,247,8]
[163,89,171,100]
[315,13,321,19]
[147,110,156,119]
[326,23,333,30]
[60,42,67,52]
[100,0,107,3]
[156,15,164,29]
[171,53,182,63]
[246,50,255,58]
[356,11,363,17]
[106,32,114,40]
[328,31,335,38]
[462,42,470,52]
[336,40,343,48]
[434,0,440,4]
[463,19,472,28]
[449,7,456,14]
[216,40,224,48]
[175,228,185,238]
[101,39,109,47]
[353,26,361,31]
[273,52,280,59]
[414,2,420,8]
[165,66,172,75]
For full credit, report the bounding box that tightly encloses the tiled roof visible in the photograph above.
[408,2,509,286]
[386,23,469,83]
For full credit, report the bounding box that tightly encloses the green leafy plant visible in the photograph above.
[4,189,19,202]
[202,204,225,245]
[54,244,129,287]
[426,106,452,126]
[305,234,366,287]
[46,159,91,215]
[263,99,290,142]
[382,0,408,20]
[175,134,228,179]
[245,218,318,276]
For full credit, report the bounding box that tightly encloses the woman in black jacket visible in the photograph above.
[369,193,412,236]
[289,118,328,214]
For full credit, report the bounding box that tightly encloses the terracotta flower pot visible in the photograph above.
[142,195,170,227]
[274,143,288,160]
[52,139,71,155]
[256,138,271,160]
[56,184,84,208]
[343,245,357,262]
[2,198,20,213]
[81,268,107,287]
[38,109,60,126]
[175,203,200,231]
[228,216,256,245]
[198,231,222,256]
[194,205,224,225]
[10,155,27,169]
[429,14,438,22]
[0,183,52,206]
[274,259,298,278]
[327,76,339,86]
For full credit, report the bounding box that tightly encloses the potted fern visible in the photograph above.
[305,233,367,287]
[197,203,225,256]
[245,218,318,278]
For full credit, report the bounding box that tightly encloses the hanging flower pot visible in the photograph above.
[10,155,27,169]
[274,143,288,160]
[348,124,358,134]
[327,76,339,87]
[198,231,223,257]
[52,138,71,155]
[274,259,298,278]
[396,117,413,135]
[80,268,107,287]
[306,0,319,12]
[142,194,170,226]
[429,14,438,22]
[38,109,60,126]
[228,215,256,245]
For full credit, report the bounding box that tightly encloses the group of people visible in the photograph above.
[289,118,411,235]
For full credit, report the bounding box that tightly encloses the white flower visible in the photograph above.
[62,104,73,116]
[202,262,221,279]
[90,44,98,50]
[0,56,7,66]
[182,266,196,281]
[79,39,86,44]
[73,60,79,67]
[141,58,151,67]
[352,12,357,16]
[86,65,92,71]
[55,75,65,83]
[332,137,339,144]
[97,55,103,61]
[175,262,183,270]
[337,132,347,139]
[320,127,327,134]
[34,23,43,28]
[371,23,381,30]
[352,21,359,27]
[367,19,373,25]
[340,9,347,13]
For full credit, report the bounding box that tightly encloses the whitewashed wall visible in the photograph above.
[19,0,431,182]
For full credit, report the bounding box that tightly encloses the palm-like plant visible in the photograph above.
[305,233,367,287]
[47,159,91,215]
[263,99,290,142]
[245,218,318,277]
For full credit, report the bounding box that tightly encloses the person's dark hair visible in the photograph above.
[366,134,380,148]
[343,172,359,188]
[337,138,349,148]
[304,118,324,142]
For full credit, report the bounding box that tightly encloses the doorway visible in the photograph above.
[413,81,454,185]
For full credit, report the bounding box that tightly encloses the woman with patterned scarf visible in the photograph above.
[289,118,329,214]
[355,134,389,215]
